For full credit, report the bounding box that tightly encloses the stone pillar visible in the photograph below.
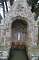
[34,25,38,46]
[30,23,38,47]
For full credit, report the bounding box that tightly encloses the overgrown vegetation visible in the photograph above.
[27,0,39,20]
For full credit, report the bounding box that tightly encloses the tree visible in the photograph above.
[27,0,39,20]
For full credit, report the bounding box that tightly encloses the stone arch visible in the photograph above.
[10,16,29,27]
[8,16,33,47]
[11,18,28,32]
[4,16,34,47]
[11,17,28,46]
[10,16,31,36]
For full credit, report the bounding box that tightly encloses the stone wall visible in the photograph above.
[0,0,39,60]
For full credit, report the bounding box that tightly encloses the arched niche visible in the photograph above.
[7,16,34,47]
[5,16,34,47]
[11,18,28,46]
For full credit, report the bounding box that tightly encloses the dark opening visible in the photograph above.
[11,19,27,32]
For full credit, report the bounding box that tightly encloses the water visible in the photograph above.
[8,48,28,60]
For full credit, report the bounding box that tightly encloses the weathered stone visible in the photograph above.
[0,0,39,60]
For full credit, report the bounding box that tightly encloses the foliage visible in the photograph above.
[27,0,38,6]
[27,0,39,21]
[27,0,39,15]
